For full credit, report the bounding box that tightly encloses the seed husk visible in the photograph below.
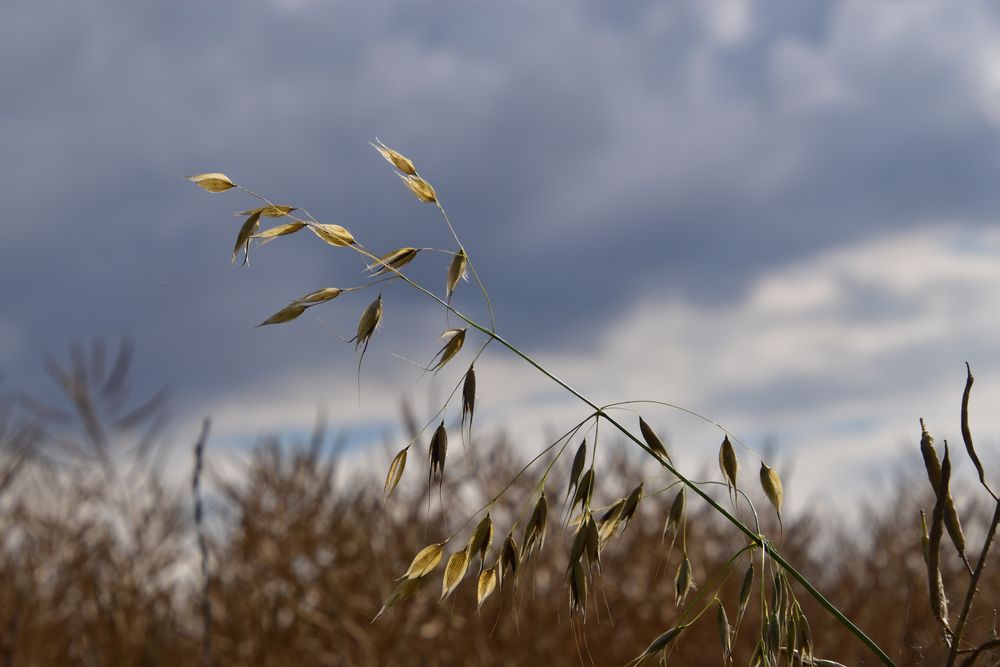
[572,468,595,512]
[759,461,784,521]
[719,435,739,491]
[468,513,494,567]
[402,543,444,579]
[383,448,407,501]
[674,554,692,607]
[367,247,420,275]
[232,211,261,265]
[664,487,686,538]
[522,492,548,558]
[257,302,307,327]
[619,482,644,530]
[500,534,520,587]
[353,295,383,351]
[476,567,498,610]
[187,172,236,193]
[716,598,732,659]
[639,417,672,464]
[736,562,754,629]
[372,577,422,622]
[428,421,448,481]
[630,624,689,666]
[429,328,466,373]
[238,204,296,218]
[569,560,587,617]
[919,419,942,491]
[441,547,470,601]
[254,221,306,243]
[296,287,344,305]
[447,248,468,301]
[309,223,355,247]
[399,174,437,203]
[371,139,417,176]
[461,365,476,431]
[566,440,588,500]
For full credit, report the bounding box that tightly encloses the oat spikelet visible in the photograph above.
[629,625,689,666]
[598,498,626,545]
[663,488,686,539]
[238,204,296,218]
[254,221,306,243]
[476,567,498,611]
[468,513,494,569]
[759,461,784,525]
[572,469,595,513]
[674,554,693,607]
[353,295,383,351]
[447,248,468,301]
[639,417,672,464]
[257,302,307,327]
[428,421,448,483]
[295,287,344,304]
[441,547,470,601]
[399,174,437,203]
[566,440,587,500]
[428,328,466,373]
[371,139,417,176]
[402,543,444,579]
[367,247,420,275]
[619,482,644,531]
[500,534,520,588]
[232,211,261,265]
[716,598,732,660]
[522,492,548,558]
[736,562,754,630]
[719,435,739,492]
[383,448,407,501]
[372,577,422,622]
[309,223,355,247]
[461,365,476,432]
[569,560,587,618]
[186,172,236,193]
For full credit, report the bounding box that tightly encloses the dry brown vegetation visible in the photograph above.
[0,344,998,666]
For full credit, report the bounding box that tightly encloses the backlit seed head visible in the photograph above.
[371,139,417,176]
[759,461,784,519]
[719,435,739,490]
[399,174,437,203]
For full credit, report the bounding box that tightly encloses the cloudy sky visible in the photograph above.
[4,0,1000,506]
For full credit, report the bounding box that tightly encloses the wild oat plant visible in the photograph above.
[187,143,1000,666]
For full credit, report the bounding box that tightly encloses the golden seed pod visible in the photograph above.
[639,417,672,464]
[237,205,296,218]
[461,364,476,429]
[569,559,587,618]
[664,487,686,537]
[500,534,520,586]
[354,295,383,351]
[567,440,587,499]
[476,567,498,611]
[441,547,470,601]
[430,328,466,372]
[296,287,344,305]
[716,599,732,660]
[254,221,306,244]
[186,172,236,193]
[446,249,468,300]
[522,492,548,558]
[232,211,262,265]
[719,435,739,490]
[468,513,494,566]
[372,577,422,622]
[402,543,444,579]
[398,174,437,203]
[371,139,417,176]
[428,420,448,480]
[383,448,407,501]
[759,461,784,519]
[310,223,356,247]
[631,625,688,666]
[257,302,307,327]
[619,482,644,529]
[674,554,692,606]
[367,247,420,275]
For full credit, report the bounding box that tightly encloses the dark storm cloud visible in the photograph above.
[2,0,999,432]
